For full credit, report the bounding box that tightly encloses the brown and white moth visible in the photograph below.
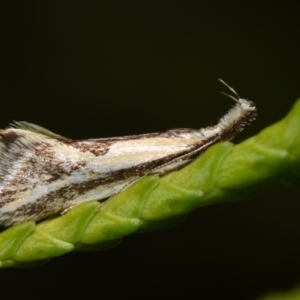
[0,80,256,227]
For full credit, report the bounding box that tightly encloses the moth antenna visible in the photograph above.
[220,91,239,103]
[218,78,240,102]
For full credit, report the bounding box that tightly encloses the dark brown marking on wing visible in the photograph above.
[0,129,22,147]
[68,140,112,156]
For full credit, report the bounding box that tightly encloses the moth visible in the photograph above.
[0,80,257,227]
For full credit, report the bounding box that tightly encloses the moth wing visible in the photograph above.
[11,121,70,141]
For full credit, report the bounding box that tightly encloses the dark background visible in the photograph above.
[1,1,300,299]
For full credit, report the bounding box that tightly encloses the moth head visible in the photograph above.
[217,79,257,140]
